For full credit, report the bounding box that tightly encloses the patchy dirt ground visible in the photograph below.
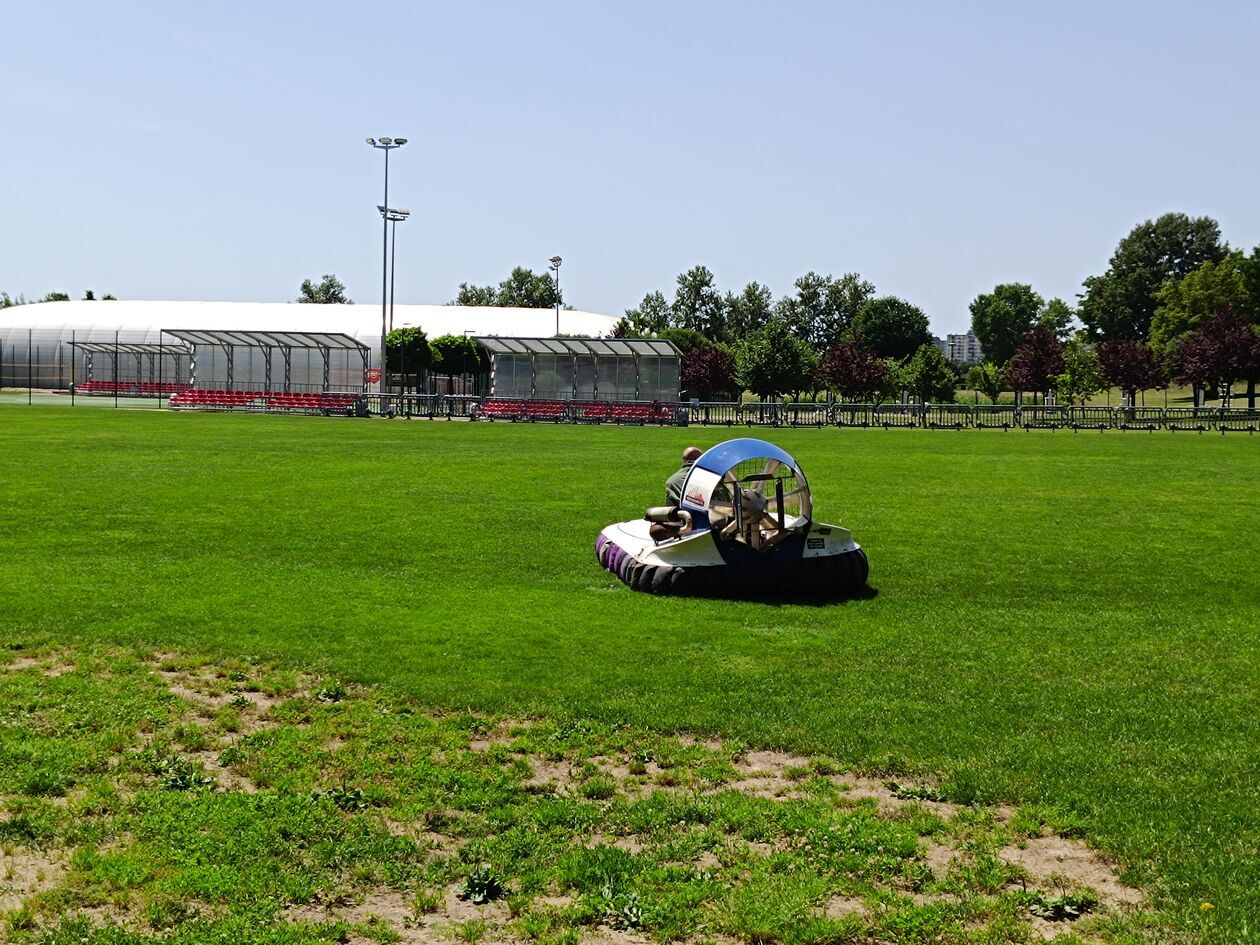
[0,647,1155,944]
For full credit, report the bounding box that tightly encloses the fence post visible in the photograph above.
[28,328,33,405]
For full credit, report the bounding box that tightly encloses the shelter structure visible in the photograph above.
[66,339,192,395]
[162,329,370,393]
[475,336,681,402]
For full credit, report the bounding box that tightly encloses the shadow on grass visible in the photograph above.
[687,583,880,607]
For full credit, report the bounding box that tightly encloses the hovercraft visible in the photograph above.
[595,438,869,598]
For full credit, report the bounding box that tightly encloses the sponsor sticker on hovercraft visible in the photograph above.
[807,537,826,549]
[685,489,705,506]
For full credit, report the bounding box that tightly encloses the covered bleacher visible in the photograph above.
[68,340,192,397]
[163,329,370,414]
[473,336,680,423]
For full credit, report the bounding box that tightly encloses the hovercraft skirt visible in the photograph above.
[594,534,868,599]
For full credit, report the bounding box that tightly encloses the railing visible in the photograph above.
[874,404,918,428]
[95,389,1260,432]
[397,399,1260,432]
[1214,410,1260,432]
[833,403,874,428]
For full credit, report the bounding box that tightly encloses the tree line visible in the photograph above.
[608,212,1260,408]
[1,290,116,307]
[966,215,1260,409]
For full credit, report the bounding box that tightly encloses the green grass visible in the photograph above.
[1,405,1257,942]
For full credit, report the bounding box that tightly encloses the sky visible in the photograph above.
[2,0,1258,335]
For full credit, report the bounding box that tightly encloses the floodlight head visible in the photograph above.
[395,137,408,145]
[366,138,376,145]
[379,136,393,145]
[549,255,563,268]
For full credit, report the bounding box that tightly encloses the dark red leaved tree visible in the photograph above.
[815,340,889,401]
[1003,327,1065,402]
[681,344,737,400]
[1096,339,1166,404]
[1170,311,1260,406]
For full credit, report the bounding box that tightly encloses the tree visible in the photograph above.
[735,318,817,400]
[1055,335,1103,405]
[429,334,480,379]
[1,292,28,308]
[1150,254,1251,349]
[724,282,774,344]
[384,327,430,392]
[876,358,910,406]
[657,327,711,357]
[1096,340,1165,405]
[850,296,933,360]
[1238,245,1260,315]
[41,291,70,302]
[297,274,351,304]
[1038,298,1077,341]
[776,272,875,350]
[968,283,1043,367]
[494,267,561,308]
[622,291,671,335]
[83,290,95,301]
[903,343,958,404]
[1003,327,1065,401]
[453,283,499,306]
[670,266,726,342]
[1169,311,1260,405]
[1079,212,1226,341]
[815,341,888,401]
[964,362,1005,403]
[452,267,561,308]
[681,344,737,400]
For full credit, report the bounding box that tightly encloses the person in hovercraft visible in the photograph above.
[651,446,703,541]
[665,446,703,504]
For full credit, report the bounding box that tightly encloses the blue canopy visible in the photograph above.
[693,438,799,477]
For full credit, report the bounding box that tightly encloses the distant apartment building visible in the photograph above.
[944,331,983,364]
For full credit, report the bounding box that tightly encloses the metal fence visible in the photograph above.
[4,378,1259,433]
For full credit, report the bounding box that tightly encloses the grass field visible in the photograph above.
[1,406,1257,943]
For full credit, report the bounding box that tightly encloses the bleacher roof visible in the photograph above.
[68,340,191,355]
[163,329,368,351]
[475,337,679,357]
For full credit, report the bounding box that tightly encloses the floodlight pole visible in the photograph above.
[378,206,410,389]
[549,256,562,336]
[367,136,407,391]
[390,216,398,334]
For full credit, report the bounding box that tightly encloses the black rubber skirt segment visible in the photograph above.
[594,534,869,599]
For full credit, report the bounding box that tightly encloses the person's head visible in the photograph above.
[682,446,702,463]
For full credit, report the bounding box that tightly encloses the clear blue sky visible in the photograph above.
[2,0,1257,334]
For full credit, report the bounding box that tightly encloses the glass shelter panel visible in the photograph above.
[493,354,531,399]
[575,356,596,399]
